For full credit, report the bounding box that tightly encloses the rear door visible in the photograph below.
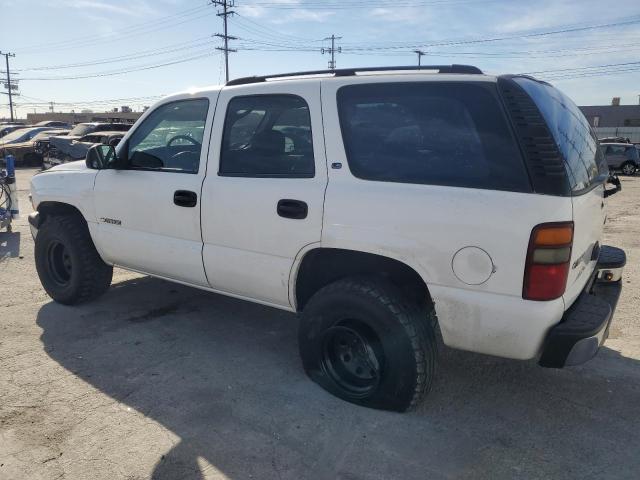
[200,81,327,308]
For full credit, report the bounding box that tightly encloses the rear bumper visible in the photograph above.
[539,245,625,368]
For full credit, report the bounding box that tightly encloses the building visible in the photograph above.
[25,111,142,125]
[579,105,640,128]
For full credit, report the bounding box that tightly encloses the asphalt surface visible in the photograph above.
[1,168,639,479]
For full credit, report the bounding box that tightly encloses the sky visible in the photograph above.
[0,0,639,119]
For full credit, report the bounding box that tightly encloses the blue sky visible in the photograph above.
[1,0,639,118]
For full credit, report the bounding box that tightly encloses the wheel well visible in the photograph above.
[295,248,431,311]
[38,201,85,225]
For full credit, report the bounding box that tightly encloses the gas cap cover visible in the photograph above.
[451,246,495,285]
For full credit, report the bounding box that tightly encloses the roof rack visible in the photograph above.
[226,64,483,86]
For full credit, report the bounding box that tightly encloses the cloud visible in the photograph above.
[271,8,336,24]
[60,0,157,17]
[368,7,431,25]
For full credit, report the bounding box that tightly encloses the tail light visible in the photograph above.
[523,222,573,301]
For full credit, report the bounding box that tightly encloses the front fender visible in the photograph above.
[30,166,98,224]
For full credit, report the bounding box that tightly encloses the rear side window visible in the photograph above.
[337,82,530,192]
[514,78,607,193]
[219,95,314,177]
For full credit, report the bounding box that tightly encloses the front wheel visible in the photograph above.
[621,162,636,176]
[35,214,113,304]
[298,277,437,412]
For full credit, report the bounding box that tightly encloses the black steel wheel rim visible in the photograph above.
[47,240,72,286]
[320,322,383,397]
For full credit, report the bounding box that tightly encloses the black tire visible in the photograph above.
[298,277,437,412]
[35,214,113,305]
[621,162,636,176]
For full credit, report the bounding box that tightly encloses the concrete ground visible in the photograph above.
[1,168,639,480]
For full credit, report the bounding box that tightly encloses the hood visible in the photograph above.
[45,160,88,172]
[50,136,77,150]
[2,141,34,150]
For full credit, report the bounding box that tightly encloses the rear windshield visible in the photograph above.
[514,77,608,193]
[337,82,531,192]
[68,124,95,137]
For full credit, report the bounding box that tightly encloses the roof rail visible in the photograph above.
[226,64,483,86]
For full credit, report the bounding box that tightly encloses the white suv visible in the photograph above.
[29,65,626,411]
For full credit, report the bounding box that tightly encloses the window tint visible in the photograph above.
[337,82,530,192]
[606,145,626,155]
[68,124,95,137]
[514,78,607,193]
[127,98,209,173]
[219,95,314,177]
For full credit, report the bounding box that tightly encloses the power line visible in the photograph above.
[15,5,212,54]
[18,52,214,81]
[14,37,215,72]
[212,0,236,83]
[241,0,499,9]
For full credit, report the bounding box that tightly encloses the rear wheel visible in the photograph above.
[35,214,113,304]
[298,277,437,412]
[621,162,636,176]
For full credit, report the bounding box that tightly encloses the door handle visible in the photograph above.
[277,199,308,219]
[174,190,198,207]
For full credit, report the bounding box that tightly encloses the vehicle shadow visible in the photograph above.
[37,276,640,480]
[0,230,20,261]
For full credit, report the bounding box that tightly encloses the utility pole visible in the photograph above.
[414,50,426,68]
[49,101,55,113]
[211,0,236,83]
[321,35,342,70]
[1,51,16,121]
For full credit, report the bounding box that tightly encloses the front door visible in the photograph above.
[201,81,327,307]
[93,96,215,286]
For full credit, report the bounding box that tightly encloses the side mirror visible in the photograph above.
[86,144,118,170]
[604,174,621,198]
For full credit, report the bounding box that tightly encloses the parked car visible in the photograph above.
[33,120,73,129]
[43,131,125,169]
[0,124,26,139]
[29,65,625,412]
[600,136,631,144]
[46,122,132,169]
[0,129,68,166]
[0,127,63,163]
[33,129,71,157]
[601,142,640,175]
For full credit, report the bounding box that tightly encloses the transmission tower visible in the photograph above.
[1,51,17,121]
[211,0,236,82]
[321,35,342,70]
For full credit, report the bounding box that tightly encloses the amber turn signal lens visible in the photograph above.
[534,225,573,246]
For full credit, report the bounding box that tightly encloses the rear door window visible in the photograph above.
[337,82,530,192]
[513,77,607,193]
[219,94,315,177]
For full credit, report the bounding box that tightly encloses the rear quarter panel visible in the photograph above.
[320,75,573,359]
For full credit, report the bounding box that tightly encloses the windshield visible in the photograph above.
[0,128,37,143]
[32,131,65,141]
[68,124,96,136]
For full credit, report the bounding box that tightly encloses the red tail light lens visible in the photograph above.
[523,222,573,301]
